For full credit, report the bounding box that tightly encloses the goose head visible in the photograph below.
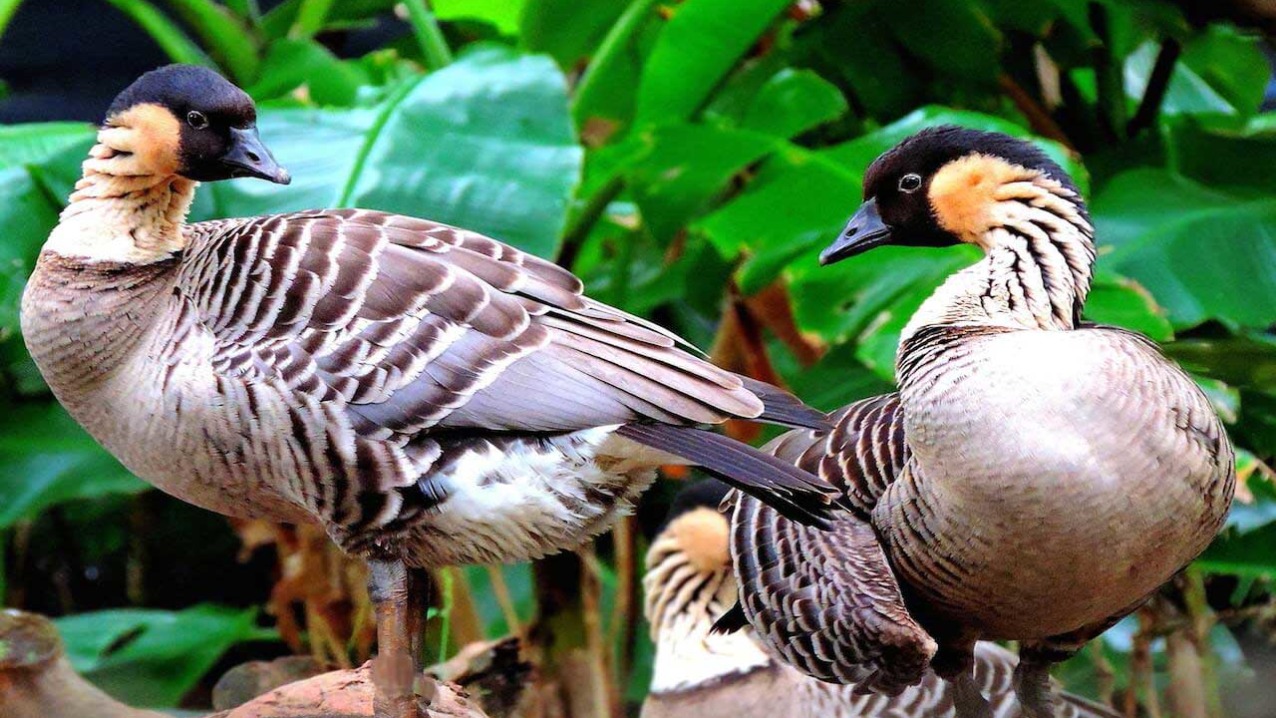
[100,64,290,185]
[820,126,1088,265]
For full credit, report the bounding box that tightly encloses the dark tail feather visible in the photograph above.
[615,423,836,528]
[710,601,749,635]
[737,375,830,430]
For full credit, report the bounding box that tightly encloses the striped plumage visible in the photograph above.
[27,206,831,566]
[726,127,1235,718]
[643,481,1121,718]
[19,66,836,718]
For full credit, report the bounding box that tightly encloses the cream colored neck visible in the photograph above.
[43,129,197,264]
[901,183,1094,343]
[642,538,771,693]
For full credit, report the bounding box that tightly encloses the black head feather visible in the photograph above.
[660,479,733,531]
[107,64,255,127]
[853,126,1080,249]
[105,65,287,184]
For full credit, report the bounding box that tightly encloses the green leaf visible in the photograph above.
[432,0,526,35]
[0,403,147,530]
[519,0,629,67]
[1167,116,1276,196]
[1084,273,1173,341]
[1124,41,1234,117]
[247,38,369,105]
[696,148,859,293]
[0,130,79,368]
[1093,169,1276,330]
[1198,521,1276,579]
[164,0,262,83]
[0,122,95,167]
[104,0,215,68]
[1178,24,1268,117]
[0,0,24,43]
[56,605,267,707]
[634,0,792,126]
[878,0,1002,86]
[570,0,661,129]
[209,47,583,259]
[788,2,922,121]
[290,0,335,38]
[261,0,395,40]
[737,68,848,139]
[623,125,782,243]
[1164,332,1276,392]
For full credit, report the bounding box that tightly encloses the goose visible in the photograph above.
[643,480,1122,718]
[722,127,1235,718]
[18,65,837,718]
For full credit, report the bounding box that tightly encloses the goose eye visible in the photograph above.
[899,173,922,193]
[186,111,209,130]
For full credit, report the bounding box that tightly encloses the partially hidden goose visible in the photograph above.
[19,65,837,718]
[644,480,1121,718]
[723,128,1236,718]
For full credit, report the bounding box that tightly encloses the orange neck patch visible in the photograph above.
[668,508,730,574]
[927,154,1038,246]
[102,103,182,178]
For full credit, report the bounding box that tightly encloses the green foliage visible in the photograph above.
[3,0,1276,711]
[56,605,271,707]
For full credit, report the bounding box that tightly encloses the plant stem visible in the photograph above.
[1127,38,1181,138]
[402,0,453,70]
[486,565,523,637]
[1089,2,1127,144]
[572,0,662,124]
[997,73,1073,148]
[559,175,625,267]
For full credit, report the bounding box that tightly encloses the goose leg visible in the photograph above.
[1013,654,1056,718]
[951,670,995,718]
[369,560,431,718]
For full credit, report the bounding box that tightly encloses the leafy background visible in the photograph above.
[1,1,1275,716]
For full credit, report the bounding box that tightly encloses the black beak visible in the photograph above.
[223,126,290,185]
[819,198,893,266]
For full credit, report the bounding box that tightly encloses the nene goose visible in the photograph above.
[724,127,1235,718]
[19,65,837,718]
[644,480,1121,718]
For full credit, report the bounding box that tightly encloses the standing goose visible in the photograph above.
[725,127,1235,718]
[19,65,837,718]
[644,480,1121,718]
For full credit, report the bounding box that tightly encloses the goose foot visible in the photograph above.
[951,670,995,718]
[1013,657,1056,718]
[369,559,431,718]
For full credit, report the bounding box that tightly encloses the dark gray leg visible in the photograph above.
[1015,644,1066,718]
[369,560,432,718]
[951,669,996,718]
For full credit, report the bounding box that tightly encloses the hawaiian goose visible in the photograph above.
[724,128,1235,718]
[19,65,837,718]
[644,480,1121,718]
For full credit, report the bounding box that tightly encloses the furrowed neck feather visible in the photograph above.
[44,126,197,264]
[901,174,1094,343]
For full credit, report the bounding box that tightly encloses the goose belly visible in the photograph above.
[888,329,1233,638]
[390,430,659,567]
